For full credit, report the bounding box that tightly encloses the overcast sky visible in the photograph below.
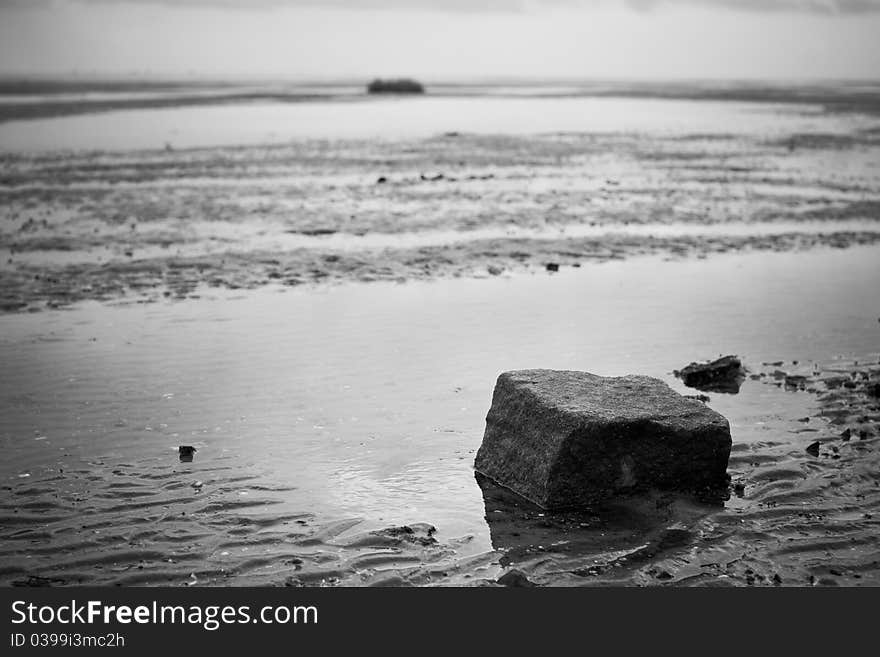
[1,0,878,80]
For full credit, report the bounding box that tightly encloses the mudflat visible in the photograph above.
[1,84,879,586]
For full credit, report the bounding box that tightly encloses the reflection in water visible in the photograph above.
[475,472,724,580]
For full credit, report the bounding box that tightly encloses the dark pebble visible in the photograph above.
[497,569,537,587]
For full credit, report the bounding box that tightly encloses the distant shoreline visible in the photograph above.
[1,79,879,123]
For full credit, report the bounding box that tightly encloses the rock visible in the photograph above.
[474,370,732,509]
[805,441,821,457]
[370,524,437,547]
[545,262,560,272]
[785,374,807,389]
[497,569,537,587]
[674,355,745,393]
[284,575,304,587]
[376,176,387,184]
[178,445,196,462]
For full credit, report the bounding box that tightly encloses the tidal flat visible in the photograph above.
[1,84,879,586]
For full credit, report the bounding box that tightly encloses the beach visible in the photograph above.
[1,82,879,586]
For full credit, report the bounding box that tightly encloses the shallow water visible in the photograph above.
[1,95,875,153]
[1,82,878,585]
[1,245,878,585]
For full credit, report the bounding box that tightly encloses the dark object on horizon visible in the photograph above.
[674,355,745,394]
[178,445,197,462]
[545,262,560,272]
[473,370,732,509]
[367,78,425,94]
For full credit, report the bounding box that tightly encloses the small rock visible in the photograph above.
[674,355,745,394]
[284,575,304,587]
[545,263,560,272]
[497,569,537,587]
[785,375,808,389]
[178,445,197,462]
[840,428,851,441]
[371,524,437,547]
[805,441,821,457]
[376,176,387,184]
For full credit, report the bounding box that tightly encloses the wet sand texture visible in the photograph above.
[1,251,879,586]
[1,85,879,586]
[2,113,879,313]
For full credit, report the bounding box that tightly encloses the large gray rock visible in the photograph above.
[474,370,732,509]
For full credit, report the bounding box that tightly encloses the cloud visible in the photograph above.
[625,0,880,12]
[2,0,879,13]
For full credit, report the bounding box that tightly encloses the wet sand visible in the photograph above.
[2,117,879,312]
[1,247,878,586]
[1,86,879,586]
